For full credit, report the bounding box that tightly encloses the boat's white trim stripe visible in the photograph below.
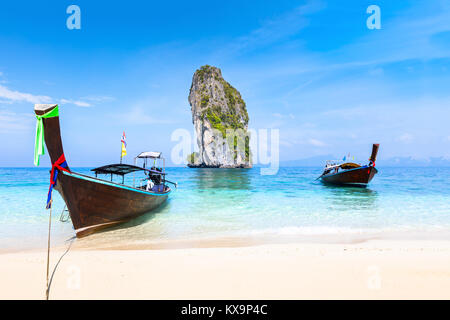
[61,171,170,196]
[75,221,124,234]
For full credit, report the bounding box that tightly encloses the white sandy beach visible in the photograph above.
[1,240,449,300]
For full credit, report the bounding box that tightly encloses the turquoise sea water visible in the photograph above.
[0,167,449,251]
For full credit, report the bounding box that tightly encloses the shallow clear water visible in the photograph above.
[0,167,449,251]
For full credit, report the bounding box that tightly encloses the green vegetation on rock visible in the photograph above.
[186,152,198,164]
[193,65,251,161]
[200,94,210,108]
[221,79,249,125]
[197,65,214,82]
[202,105,244,138]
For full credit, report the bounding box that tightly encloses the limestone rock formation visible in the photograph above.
[188,65,251,168]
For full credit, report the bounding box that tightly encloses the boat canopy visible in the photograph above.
[136,151,162,159]
[340,162,361,170]
[91,163,167,176]
[91,164,148,176]
[324,161,362,170]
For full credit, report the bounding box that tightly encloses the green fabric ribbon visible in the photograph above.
[34,105,59,166]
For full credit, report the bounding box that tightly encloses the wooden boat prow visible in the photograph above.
[319,144,379,187]
[34,104,172,237]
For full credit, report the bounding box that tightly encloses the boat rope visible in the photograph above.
[45,195,75,300]
[45,196,52,300]
[46,236,75,300]
[59,204,70,222]
[45,154,70,299]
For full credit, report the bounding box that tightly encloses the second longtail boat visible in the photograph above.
[318,144,380,187]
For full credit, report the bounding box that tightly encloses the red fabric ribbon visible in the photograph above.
[49,154,71,186]
[46,153,71,209]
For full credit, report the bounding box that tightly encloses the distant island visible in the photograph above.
[187,65,251,168]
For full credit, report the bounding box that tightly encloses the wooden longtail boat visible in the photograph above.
[34,104,173,237]
[318,144,380,187]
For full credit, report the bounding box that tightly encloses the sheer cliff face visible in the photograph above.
[188,65,251,168]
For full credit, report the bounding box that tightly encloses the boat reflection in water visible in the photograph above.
[322,184,379,211]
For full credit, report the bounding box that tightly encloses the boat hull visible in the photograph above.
[57,171,169,237]
[320,166,378,187]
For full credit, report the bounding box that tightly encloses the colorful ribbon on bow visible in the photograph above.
[46,153,71,209]
[34,106,59,166]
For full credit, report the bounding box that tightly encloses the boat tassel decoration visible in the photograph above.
[33,105,71,208]
[34,105,59,166]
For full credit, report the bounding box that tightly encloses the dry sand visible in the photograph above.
[1,240,449,299]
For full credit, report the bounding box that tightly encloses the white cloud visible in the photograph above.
[308,138,326,147]
[0,84,112,108]
[397,133,414,143]
[81,95,115,103]
[0,110,33,133]
[215,0,326,58]
[72,101,90,107]
[59,99,91,107]
[226,2,450,88]
[119,107,174,125]
[0,84,52,104]
[272,113,296,120]
[272,113,283,118]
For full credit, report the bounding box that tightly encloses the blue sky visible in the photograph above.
[1,0,450,166]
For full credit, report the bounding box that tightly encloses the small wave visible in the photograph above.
[245,225,450,237]
[247,226,379,236]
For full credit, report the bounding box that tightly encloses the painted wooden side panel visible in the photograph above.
[56,173,168,237]
[321,166,378,186]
